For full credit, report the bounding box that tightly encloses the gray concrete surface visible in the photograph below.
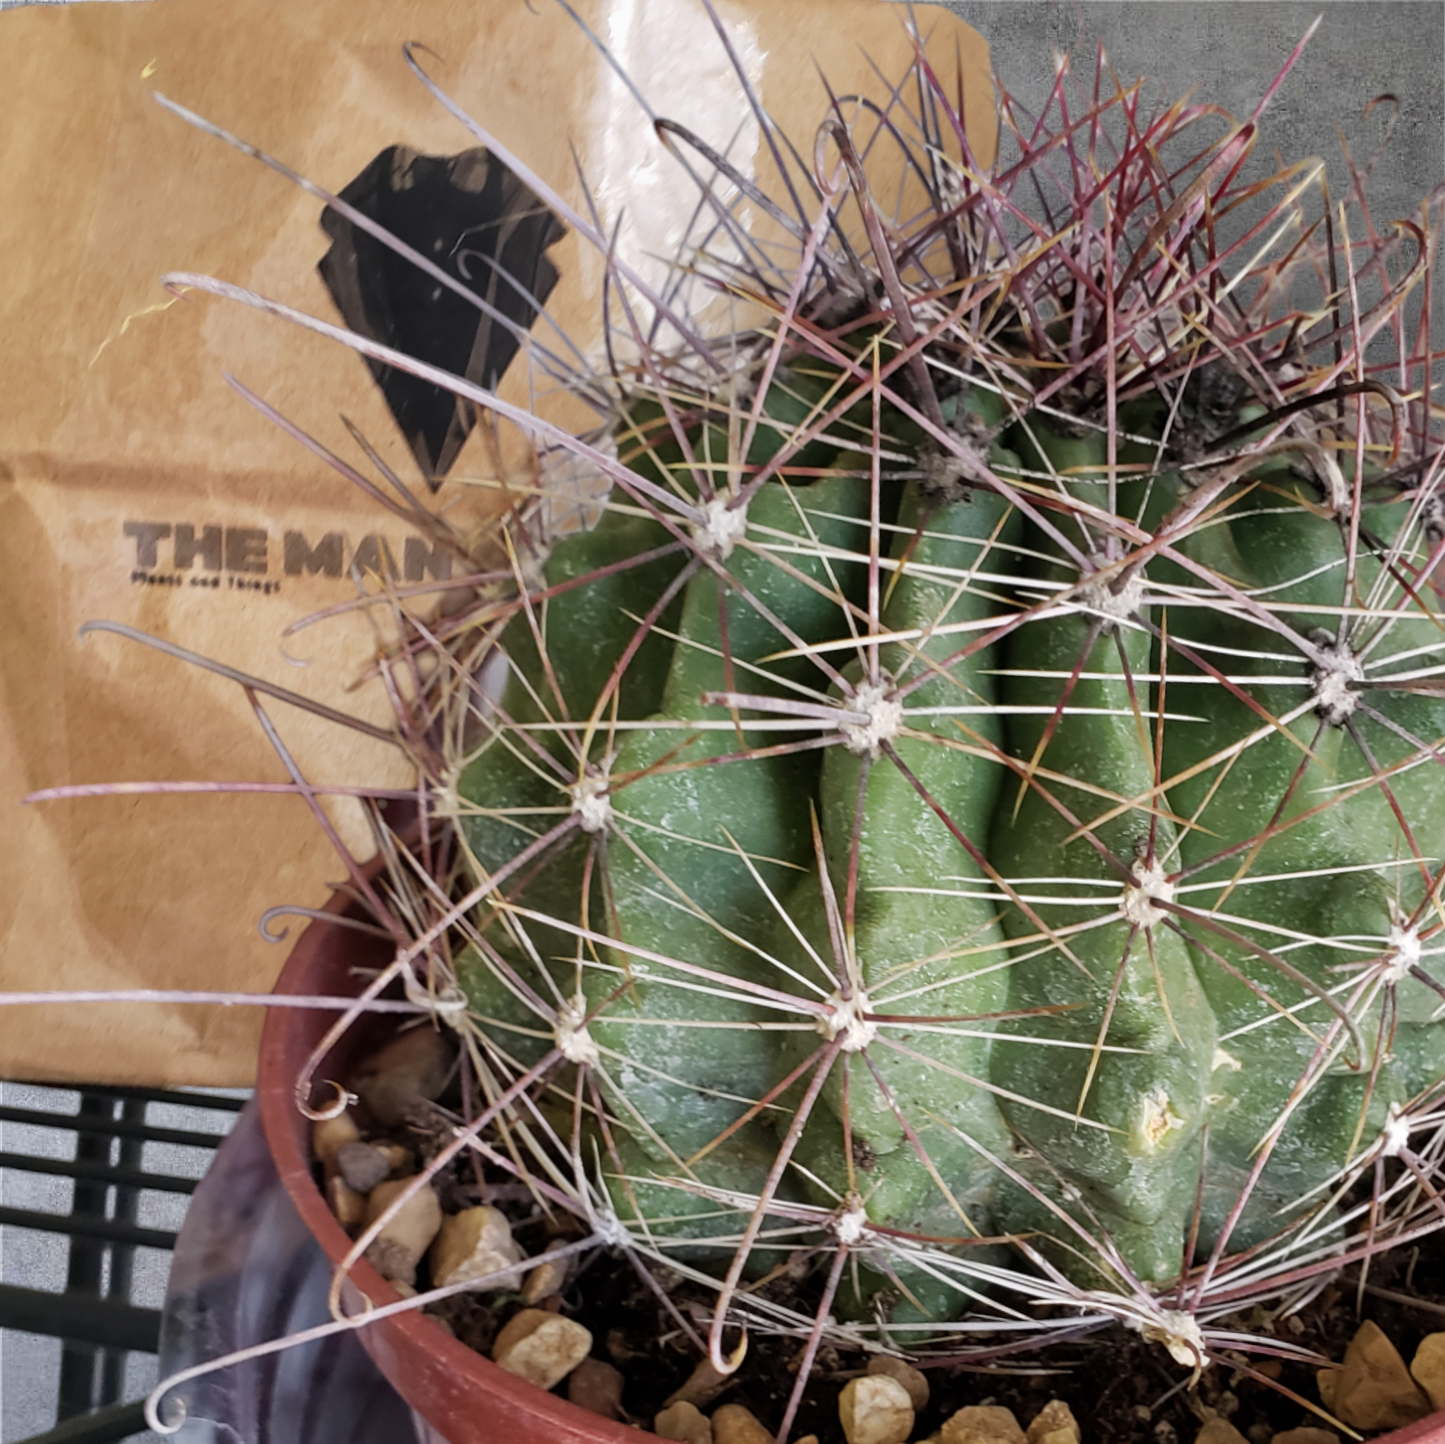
[944,3,1444,242]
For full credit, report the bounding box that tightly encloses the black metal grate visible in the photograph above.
[0,1083,246,1444]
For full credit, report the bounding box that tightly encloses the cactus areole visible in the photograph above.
[430,26,1445,1372]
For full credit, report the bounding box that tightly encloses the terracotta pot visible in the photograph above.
[256,877,652,1444]
[259,884,1445,1444]
[1381,1420,1445,1444]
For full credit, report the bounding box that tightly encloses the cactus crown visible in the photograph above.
[151,7,1445,1434]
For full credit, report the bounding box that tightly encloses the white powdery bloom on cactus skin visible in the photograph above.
[555,993,600,1067]
[1140,1309,1208,1370]
[838,682,903,758]
[833,1199,871,1247]
[1310,637,1365,726]
[568,773,613,834]
[692,494,749,560]
[590,1206,633,1250]
[400,960,469,1018]
[1121,857,1175,929]
[818,988,878,1052]
[1138,1087,1185,1150]
[1384,915,1423,984]
[1074,563,1147,632]
[1380,1102,1412,1159]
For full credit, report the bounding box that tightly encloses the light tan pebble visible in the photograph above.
[840,1374,914,1444]
[664,1357,735,1409]
[567,1356,625,1419]
[521,1257,570,1305]
[362,1178,442,1287]
[351,1026,454,1127]
[429,1205,526,1291]
[1026,1400,1080,1444]
[710,1404,774,1444]
[312,1112,360,1169]
[336,1140,393,1193]
[1271,1429,1340,1444]
[326,1175,365,1231]
[1193,1422,1249,1444]
[793,1436,819,1444]
[940,1404,1026,1444]
[1327,1320,1431,1431]
[866,1356,929,1412]
[378,1142,412,1174]
[1316,1369,1338,1412]
[389,1279,417,1299]
[491,1308,593,1391]
[1411,1331,1445,1411]
[654,1401,712,1444]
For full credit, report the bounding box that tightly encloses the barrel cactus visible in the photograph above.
[423,16,1445,1390]
[155,4,1445,1413]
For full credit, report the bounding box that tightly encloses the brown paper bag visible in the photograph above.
[0,0,993,1086]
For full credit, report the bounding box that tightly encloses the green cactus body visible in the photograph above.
[454,378,1445,1297]
[986,424,1218,1284]
[452,502,689,1071]
[776,476,1021,1311]
[456,502,686,862]
[1159,463,1445,1242]
[451,387,846,1074]
[453,393,1445,1310]
[431,32,1445,1337]
[581,472,872,1245]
